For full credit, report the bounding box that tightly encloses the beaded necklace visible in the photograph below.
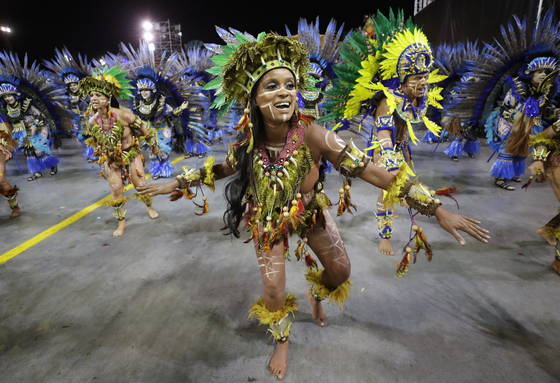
[92,111,123,146]
[139,99,157,114]
[7,101,21,119]
[254,122,305,193]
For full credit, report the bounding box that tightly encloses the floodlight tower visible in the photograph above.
[414,0,435,15]
[142,20,182,61]
[1,26,12,51]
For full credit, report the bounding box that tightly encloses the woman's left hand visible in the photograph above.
[137,180,179,196]
[434,206,490,245]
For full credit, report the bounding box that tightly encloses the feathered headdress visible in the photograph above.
[0,74,19,97]
[43,47,92,86]
[204,29,310,117]
[78,66,133,100]
[445,10,560,126]
[321,9,445,144]
[525,56,557,74]
[0,50,79,136]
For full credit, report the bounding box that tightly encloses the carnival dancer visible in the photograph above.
[527,127,560,275]
[0,53,75,181]
[446,11,560,191]
[44,47,97,163]
[119,43,188,179]
[321,10,446,255]
[176,46,218,158]
[285,17,344,122]
[0,116,20,218]
[138,32,489,380]
[428,43,481,161]
[79,66,159,236]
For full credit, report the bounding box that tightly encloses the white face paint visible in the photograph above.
[402,73,429,99]
[255,68,298,124]
[90,91,109,111]
[325,130,346,151]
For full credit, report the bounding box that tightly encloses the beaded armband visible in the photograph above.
[333,139,370,178]
[552,119,560,134]
[375,115,396,133]
[532,145,550,162]
[140,130,158,148]
[399,181,442,217]
[175,156,216,191]
[529,132,560,162]
[380,148,399,172]
[129,116,143,131]
[383,167,441,217]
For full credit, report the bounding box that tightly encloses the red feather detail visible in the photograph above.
[521,177,533,191]
[295,240,305,261]
[435,186,464,209]
[193,200,209,216]
[305,252,318,270]
[169,189,184,201]
[396,253,410,278]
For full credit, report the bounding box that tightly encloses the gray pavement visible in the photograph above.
[0,134,559,383]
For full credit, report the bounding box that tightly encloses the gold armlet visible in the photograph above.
[140,130,158,148]
[333,139,370,178]
[532,145,550,162]
[399,180,442,217]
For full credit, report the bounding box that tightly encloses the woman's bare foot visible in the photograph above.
[147,205,158,219]
[270,339,289,380]
[9,206,20,219]
[379,238,394,255]
[536,226,556,246]
[113,220,127,236]
[552,259,560,275]
[305,289,326,327]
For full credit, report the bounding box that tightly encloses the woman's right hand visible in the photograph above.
[0,145,12,160]
[137,179,179,196]
[528,160,545,176]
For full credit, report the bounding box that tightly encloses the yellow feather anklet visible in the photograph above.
[305,268,353,309]
[248,293,298,342]
[133,193,153,207]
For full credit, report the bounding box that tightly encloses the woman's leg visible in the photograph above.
[538,157,560,274]
[130,155,158,219]
[305,209,352,326]
[376,190,394,255]
[105,163,127,236]
[250,240,292,380]
[0,152,20,219]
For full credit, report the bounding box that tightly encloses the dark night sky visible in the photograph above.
[1,1,412,64]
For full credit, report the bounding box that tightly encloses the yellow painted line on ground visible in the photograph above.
[0,156,186,265]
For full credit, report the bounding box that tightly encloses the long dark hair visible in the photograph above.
[222,92,266,238]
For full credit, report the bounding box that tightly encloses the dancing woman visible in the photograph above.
[139,33,489,380]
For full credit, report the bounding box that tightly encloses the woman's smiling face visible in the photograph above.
[254,68,298,124]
